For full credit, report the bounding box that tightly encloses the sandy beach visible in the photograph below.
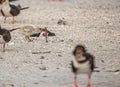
[0,0,120,87]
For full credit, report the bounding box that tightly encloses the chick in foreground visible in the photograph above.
[71,45,95,87]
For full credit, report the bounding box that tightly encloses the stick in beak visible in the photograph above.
[45,28,48,43]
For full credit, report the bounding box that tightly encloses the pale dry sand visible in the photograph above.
[0,0,120,87]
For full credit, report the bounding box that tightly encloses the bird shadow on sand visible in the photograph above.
[0,49,19,53]
[60,84,100,87]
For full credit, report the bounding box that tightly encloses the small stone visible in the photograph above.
[58,54,62,57]
[60,40,64,42]
[39,67,47,70]
[41,56,45,59]
[6,84,14,87]
[34,82,39,84]
[101,60,105,63]
[114,69,120,72]
[110,41,114,44]
[0,57,3,59]
[69,39,73,42]
[11,84,14,87]
[99,46,103,48]
[67,65,71,68]
[43,75,47,77]
[57,18,67,25]
[56,67,60,69]
[106,22,109,24]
